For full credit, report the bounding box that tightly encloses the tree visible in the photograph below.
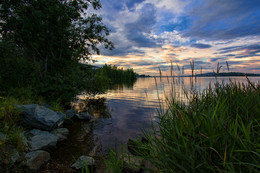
[0,0,113,101]
[0,0,113,78]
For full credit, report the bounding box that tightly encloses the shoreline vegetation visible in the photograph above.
[1,0,260,172]
[104,78,260,173]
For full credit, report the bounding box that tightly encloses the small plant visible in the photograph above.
[0,97,21,128]
[103,147,127,173]
[81,159,94,173]
[50,99,64,113]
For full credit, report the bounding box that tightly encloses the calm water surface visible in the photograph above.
[50,76,260,167]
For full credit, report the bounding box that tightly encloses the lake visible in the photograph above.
[49,76,260,170]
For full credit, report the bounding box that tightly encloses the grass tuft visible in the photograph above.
[134,81,260,172]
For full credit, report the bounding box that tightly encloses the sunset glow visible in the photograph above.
[89,0,260,75]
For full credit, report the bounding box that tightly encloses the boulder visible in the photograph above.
[65,109,78,119]
[76,112,94,120]
[71,156,95,170]
[51,128,69,141]
[15,104,65,131]
[25,150,50,171]
[28,129,58,151]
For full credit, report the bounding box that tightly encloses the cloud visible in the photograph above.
[190,43,212,49]
[93,0,260,74]
[183,0,260,40]
[218,44,260,54]
[207,57,227,62]
[216,44,260,59]
[125,0,146,11]
[124,3,157,47]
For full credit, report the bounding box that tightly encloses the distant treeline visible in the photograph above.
[195,72,260,77]
[78,64,137,96]
[96,64,137,83]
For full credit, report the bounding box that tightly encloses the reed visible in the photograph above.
[134,80,260,172]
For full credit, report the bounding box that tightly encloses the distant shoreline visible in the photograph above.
[138,72,260,78]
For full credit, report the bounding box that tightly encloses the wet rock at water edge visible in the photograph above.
[15,104,65,131]
[65,109,78,119]
[76,112,94,120]
[27,129,58,151]
[71,156,95,170]
[51,128,69,142]
[25,150,50,172]
[123,155,143,173]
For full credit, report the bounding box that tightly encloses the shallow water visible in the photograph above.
[49,76,260,169]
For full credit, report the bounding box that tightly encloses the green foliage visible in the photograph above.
[81,64,137,96]
[0,97,21,128]
[80,160,94,173]
[96,64,137,84]
[0,40,34,94]
[0,0,113,103]
[134,82,260,172]
[0,97,25,152]
[103,149,126,173]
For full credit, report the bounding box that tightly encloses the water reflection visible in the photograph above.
[86,76,260,149]
[50,76,260,168]
[72,97,111,118]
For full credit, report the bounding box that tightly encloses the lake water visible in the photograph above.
[49,76,260,170]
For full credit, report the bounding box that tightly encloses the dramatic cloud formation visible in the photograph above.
[91,0,260,75]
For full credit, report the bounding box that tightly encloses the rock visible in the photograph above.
[56,112,65,127]
[63,118,74,126]
[84,124,92,133]
[89,146,99,157]
[71,156,95,170]
[15,104,65,131]
[0,146,20,164]
[21,131,30,151]
[51,128,69,141]
[65,109,78,119]
[124,155,143,168]
[76,112,94,120]
[11,149,20,163]
[25,150,50,171]
[0,131,6,142]
[28,129,58,151]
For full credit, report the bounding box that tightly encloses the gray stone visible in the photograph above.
[76,112,93,120]
[11,149,20,163]
[0,146,20,164]
[89,146,99,157]
[56,112,65,127]
[15,104,65,131]
[0,131,6,141]
[65,109,78,119]
[51,128,69,141]
[71,156,95,170]
[28,129,58,151]
[63,118,74,125]
[25,150,50,171]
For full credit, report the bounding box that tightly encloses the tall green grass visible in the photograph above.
[0,97,25,151]
[134,81,260,172]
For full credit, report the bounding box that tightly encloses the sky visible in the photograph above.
[90,0,260,76]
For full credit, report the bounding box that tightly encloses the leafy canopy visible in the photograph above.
[0,0,114,101]
[0,0,113,78]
